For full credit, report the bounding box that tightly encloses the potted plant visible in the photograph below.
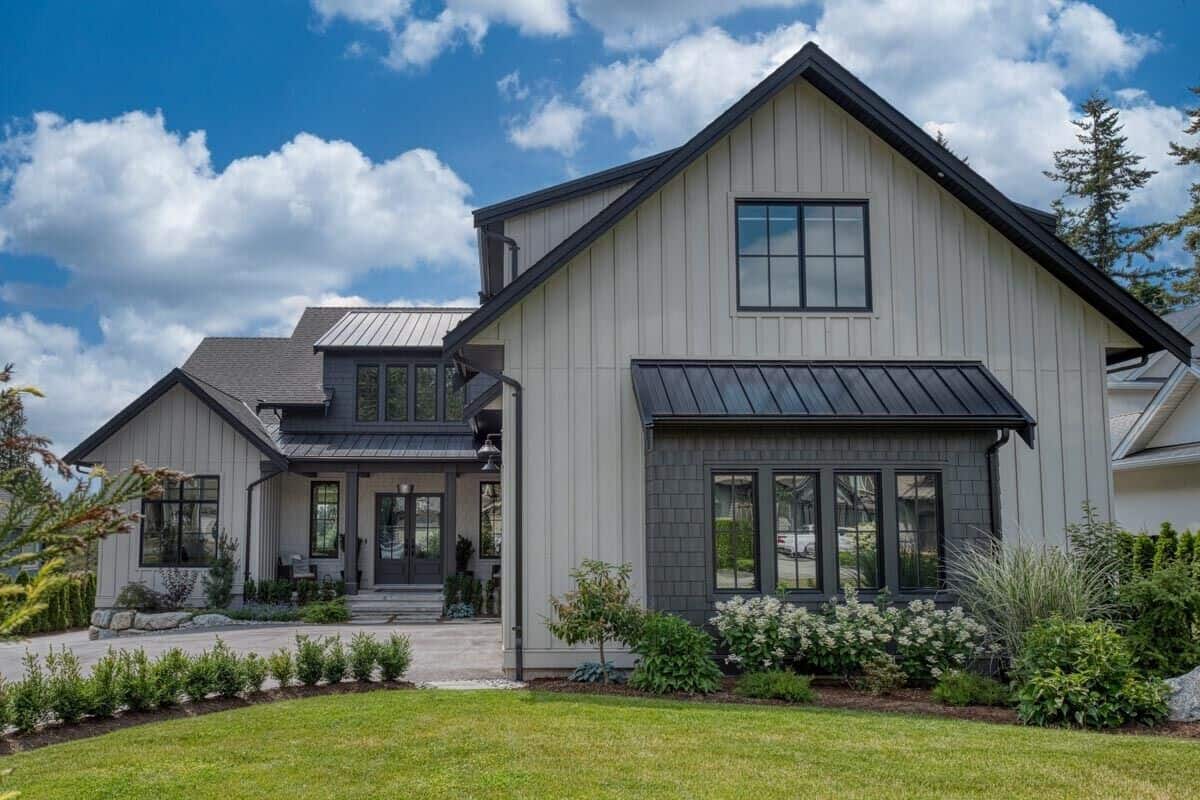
[456,536,475,575]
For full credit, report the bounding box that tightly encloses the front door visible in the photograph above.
[374,493,443,585]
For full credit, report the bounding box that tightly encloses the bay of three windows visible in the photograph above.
[356,363,464,423]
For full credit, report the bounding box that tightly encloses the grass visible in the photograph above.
[5,690,1199,799]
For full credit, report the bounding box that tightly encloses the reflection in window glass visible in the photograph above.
[385,365,408,421]
[310,482,339,558]
[414,496,442,558]
[445,366,465,421]
[836,472,881,590]
[898,473,941,590]
[140,477,220,567]
[713,473,758,590]
[479,482,502,558]
[774,473,819,590]
[415,366,438,421]
[356,364,379,422]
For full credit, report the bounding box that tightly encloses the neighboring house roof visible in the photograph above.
[314,308,474,351]
[1113,441,1200,471]
[1108,411,1142,446]
[630,359,1035,446]
[444,43,1189,363]
[1112,362,1200,464]
[1110,303,1200,382]
[269,429,477,461]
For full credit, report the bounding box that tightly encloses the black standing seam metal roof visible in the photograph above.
[444,43,1189,364]
[630,360,1036,446]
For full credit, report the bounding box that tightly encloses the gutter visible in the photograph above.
[984,429,1011,540]
[244,468,284,586]
[451,351,524,682]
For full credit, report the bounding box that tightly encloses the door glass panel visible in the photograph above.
[377,496,407,560]
[413,496,442,559]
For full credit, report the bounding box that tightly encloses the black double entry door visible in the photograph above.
[374,493,443,584]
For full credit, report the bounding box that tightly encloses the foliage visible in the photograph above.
[1013,617,1168,728]
[322,637,348,684]
[444,574,483,612]
[806,590,896,677]
[546,560,643,679]
[484,576,499,616]
[376,634,412,682]
[16,571,95,634]
[240,653,269,694]
[931,670,1010,707]
[86,651,122,718]
[117,648,158,712]
[567,661,625,685]
[1132,534,1157,578]
[947,539,1110,661]
[159,567,198,610]
[10,652,49,733]
[446,602,475,619]
[300,598,350,624]
[295,635,325,686]
[1065,501,1126,597]
[116,582,164,612]
[893,600,988,684]
[1153,524,1179,571]
[0,364,178,638]
[222,602,302,622]
[256,579,294,605]
[183,650,220,702]
[455,536,474,573]
[628,611,722,695]
[1118,563,1200,678]
[710,595,813,671]
[296,579,318,606]
[349,632,379,682]
[151,648,189,707]
[853,654,906,696]
[267,649,296,688]
[733,670,814,703]
[209,639,245,698]
[202,531,238,609]
[45,646,88,724]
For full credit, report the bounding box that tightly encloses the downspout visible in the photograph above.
[984,429,1011,540]
[453,351,524,682]
[244,469,283,586]
[481,229,521,285]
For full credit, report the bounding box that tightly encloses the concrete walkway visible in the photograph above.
[0,621,503,683]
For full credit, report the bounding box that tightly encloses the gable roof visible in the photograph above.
[444,43,1190,364]
[1110,303,1200,382]
[314,308,474,351]
[1112,361,1200,460]
[64,368,287,468]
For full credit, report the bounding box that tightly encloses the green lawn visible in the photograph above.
[5,690,1199,799]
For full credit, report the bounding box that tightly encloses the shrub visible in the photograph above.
[1132,535,1156,577]
[240,653,269,694]
[209,639,244,698]
[734,670,814,703]
[300,598,350,624]
[349,633,379,682]
[87,651,122,717]
[115,581,163,612]
[710,595,814,671]
[894,600,988,684]
[10,652,49,733]
[202,531,238,609]
[1153,523,1179,571]
[568,661,625,684]
[296,579,318,606]
[1178,530,1196,566]
[224,602,303,622]
[244,578,257,604]
[446,602,475,619]
[484,577,499,616]
[322,637,348,684]
[456,536,474,573]
[853,653,907,696]
[160,567,198,610]
[267,649,296,688]
[183,651,220,702]
[628,611,722,695]
[152,648,190,707]
[947,541,1110,661]
[377,634,412,682]
[1118,564,1200,678]
[1013,617,1168,728]
[295,635,325,686]
[546,560,643,682]
[117,649,158,712]
[932,670,1010,707]
[45,647,88,724]
[806,590,896,677]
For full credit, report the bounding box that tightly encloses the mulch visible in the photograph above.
[529,677,1200,739]
[0,681,415,755]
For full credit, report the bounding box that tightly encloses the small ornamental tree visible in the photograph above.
[546,560,642,682]
[202,531,238,609]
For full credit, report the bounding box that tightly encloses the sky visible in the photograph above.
[1,0,1198,455]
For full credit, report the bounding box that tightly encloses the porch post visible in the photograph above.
[443,465,457,580]
[344,469,359,595]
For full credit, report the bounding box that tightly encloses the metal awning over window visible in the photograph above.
[631,359,1035,446]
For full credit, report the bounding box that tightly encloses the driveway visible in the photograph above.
[0,621,503,684]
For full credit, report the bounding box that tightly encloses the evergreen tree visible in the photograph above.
[1153,523,1178,570]
[934,129,969,164]
[1135,86,1200,309]
[1045,94,1157,282]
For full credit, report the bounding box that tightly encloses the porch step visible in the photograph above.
[346,588,443,622]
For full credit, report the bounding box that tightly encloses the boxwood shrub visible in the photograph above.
[628,611,722,695]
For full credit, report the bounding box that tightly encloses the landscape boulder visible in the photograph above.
[1165,666,1200,722]
[190,613,234,627]
[109,610,135,631]
[133,611,193,631]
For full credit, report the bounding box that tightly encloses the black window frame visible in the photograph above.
[479,481,501,559]
[445,364,465,422]
[834,470,884,592]
[895,471,945,592]
[413,363,440,422]
[138,475,220,568]
[384,363,410,422]
[355,363,380,422]
[309,481,340,559]
[711,471,760,593]
[735,199,872,313]
[772,471,823,593]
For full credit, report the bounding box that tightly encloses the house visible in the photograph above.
[1108,305,1200,533]
[67,43,1189,678]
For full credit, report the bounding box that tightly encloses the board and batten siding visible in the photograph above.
[503,181,637,277]
[85,383,268,606]
[474,77,1132,670]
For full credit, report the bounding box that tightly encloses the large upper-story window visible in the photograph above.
[385,365,408,422]
[736,201,869,311]
[140,477,219,567]
[356,364,379,422]
[415,366,438,421]
[353,362,464,423]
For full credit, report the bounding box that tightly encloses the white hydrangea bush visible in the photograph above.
[894,599,988,683]
[710,595,814,670]
[807,589,898,676]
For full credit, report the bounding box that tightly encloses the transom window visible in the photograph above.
[712,473,758,591]
[736,201,869,311]
[479,481,502,558]
[897,473,942,590]
[140,477,219,567]
[310,482,340,558]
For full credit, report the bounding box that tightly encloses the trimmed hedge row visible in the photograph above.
[14,572,95,634]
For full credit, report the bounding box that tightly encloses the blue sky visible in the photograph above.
[1,0,1197,451]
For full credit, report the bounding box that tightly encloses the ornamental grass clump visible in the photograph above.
[894,600,988,683]
[710,595,814,671]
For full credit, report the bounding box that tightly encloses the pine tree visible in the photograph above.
[934,129,969,164]
[1135,86,1200,309]
[1132,534,1156,577]
[1153,523,1178,570]
[1045,94,1157,281]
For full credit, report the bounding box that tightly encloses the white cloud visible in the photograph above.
[497,70,530,101]
[311,0,411,30]
[572,0,810,50]
[507,96,588,156]
[1048,2,1156,84]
